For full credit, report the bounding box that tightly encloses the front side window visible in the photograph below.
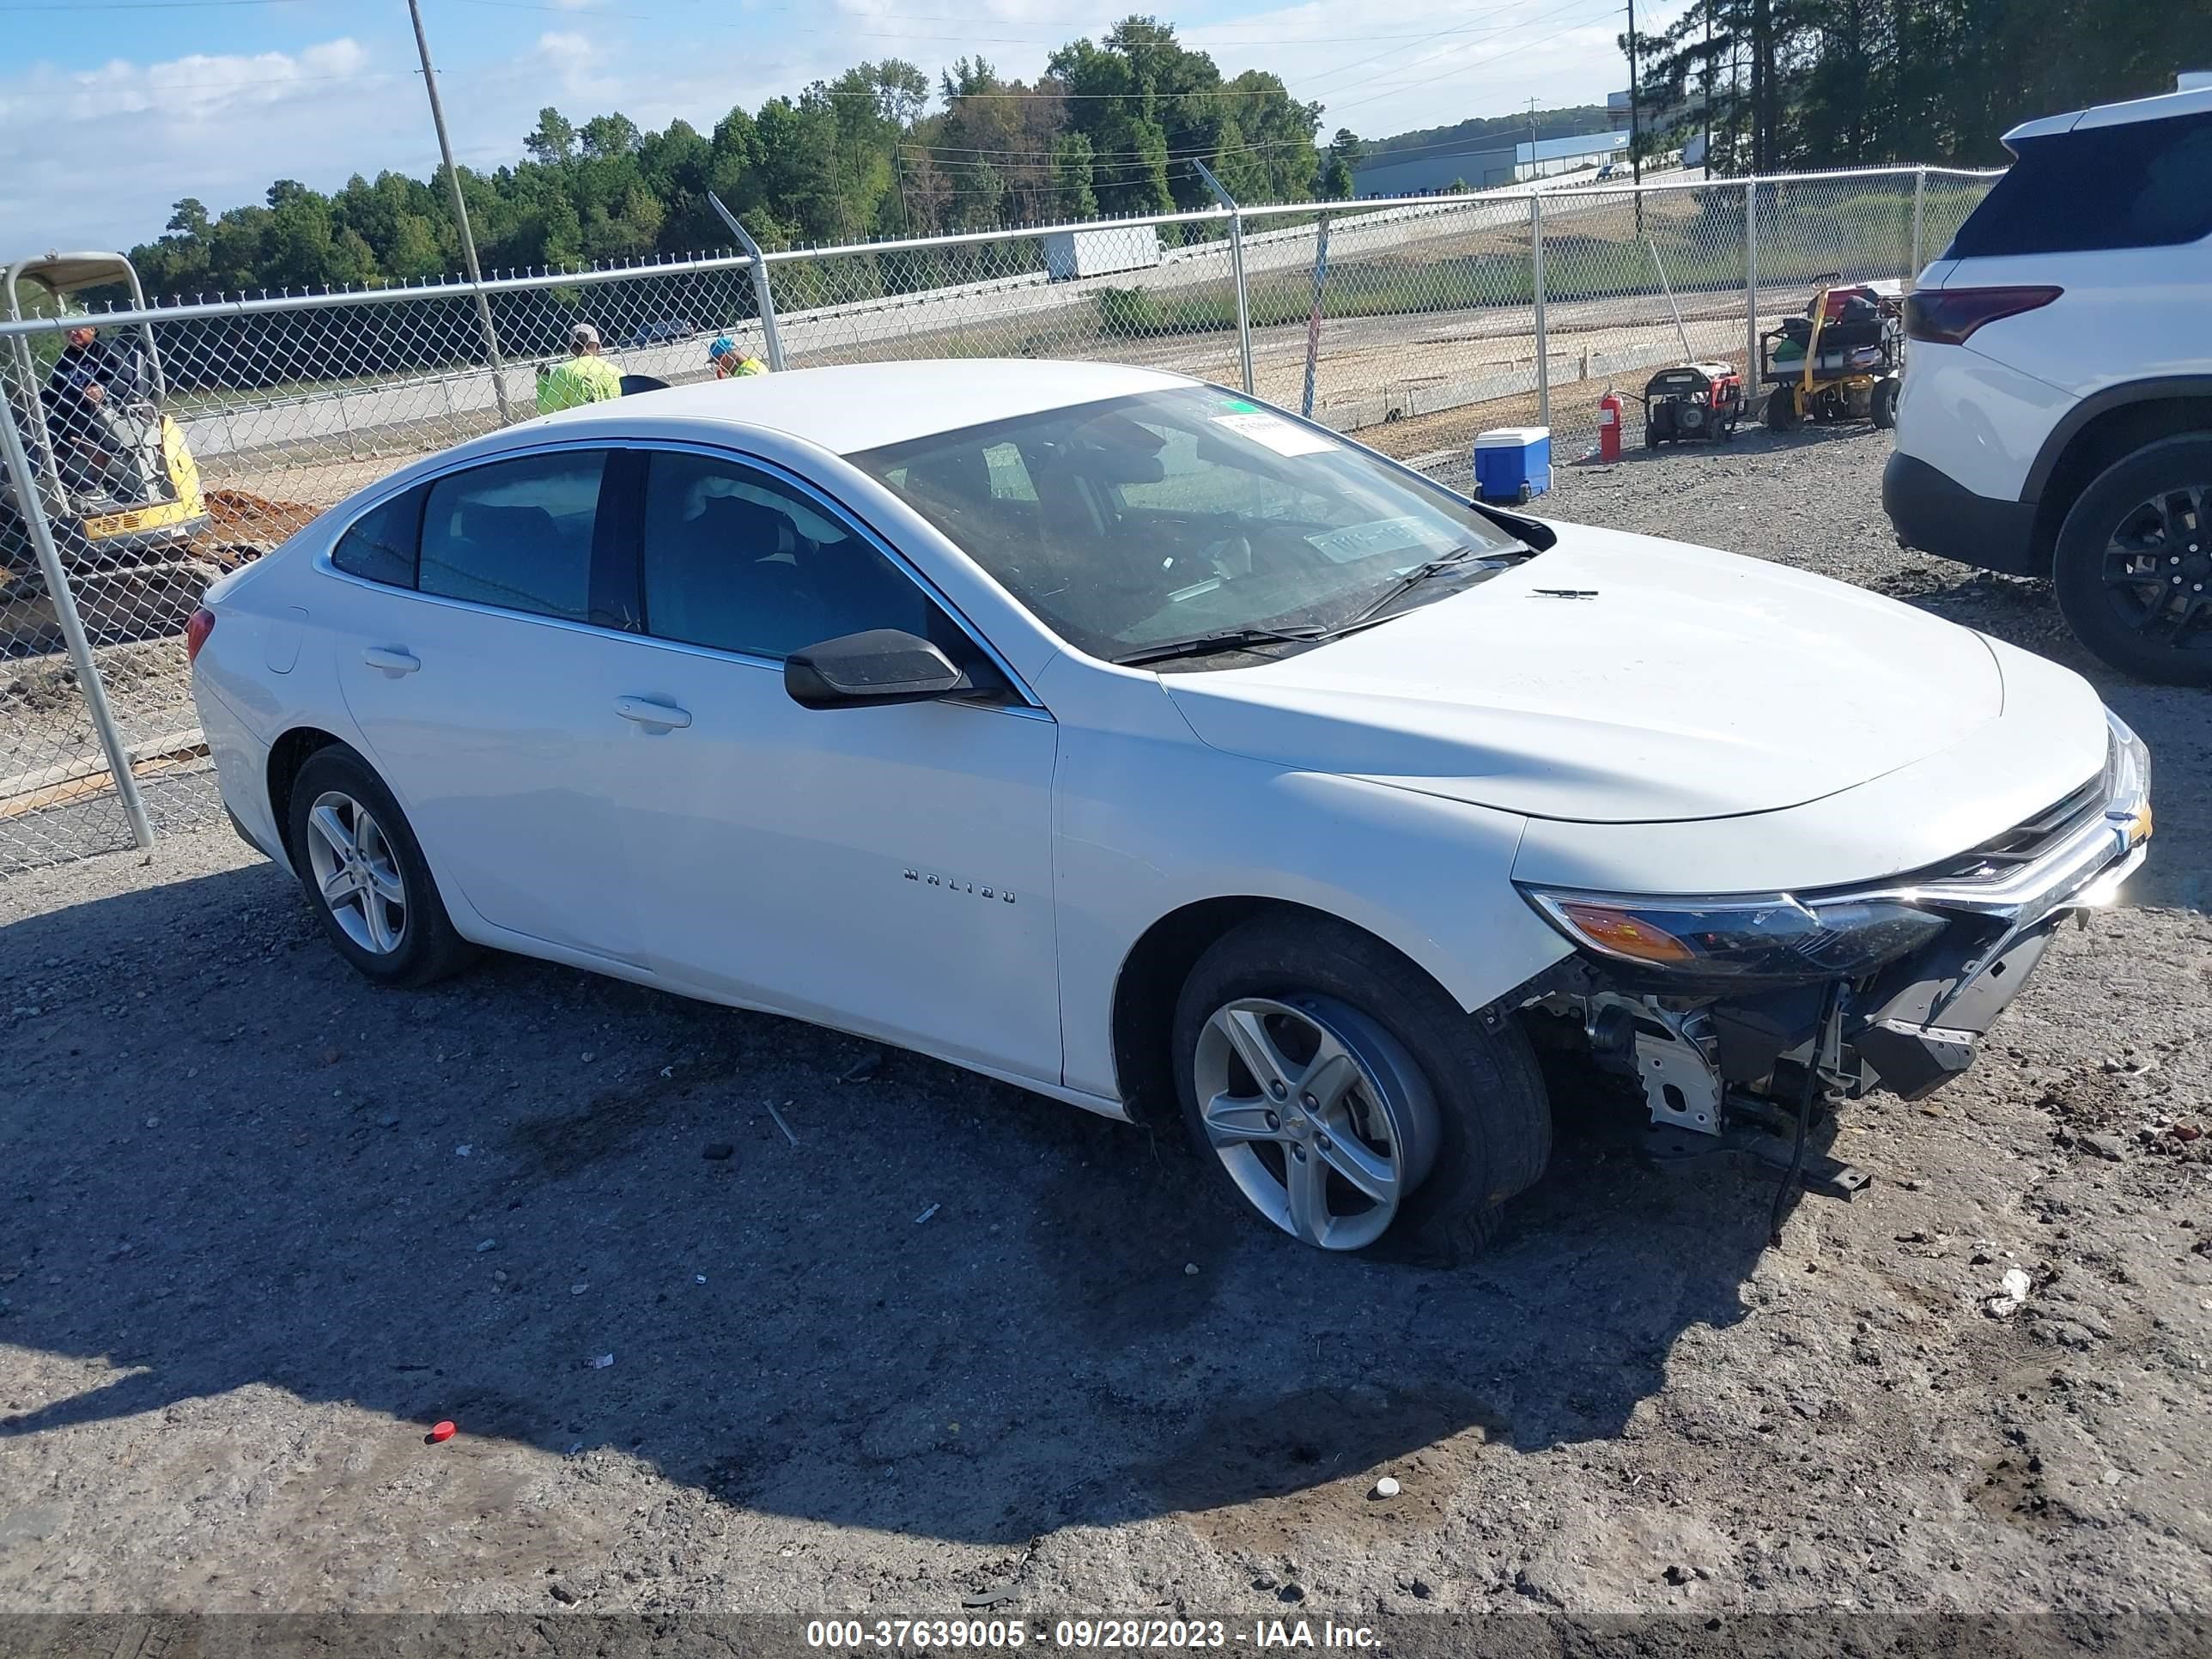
[418,450,606,622]
[1948,112,2212,258]
[851,386,1528,663]
[638,450,939,659]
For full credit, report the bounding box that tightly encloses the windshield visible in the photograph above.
[848,386,1529,664]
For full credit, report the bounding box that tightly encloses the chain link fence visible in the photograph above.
[2,164,1999,875]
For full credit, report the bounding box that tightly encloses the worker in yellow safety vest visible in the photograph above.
[709,337,769,379]
[537,323,623,413]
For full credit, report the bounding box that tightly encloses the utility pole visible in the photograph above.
[1626,0,1643,188]
[1527,97,1540,183]
[1626,0,1644,232]
[408,0,514,423]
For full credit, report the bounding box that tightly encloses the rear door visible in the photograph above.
[331,444,647,961]
[603,444,1064,1083]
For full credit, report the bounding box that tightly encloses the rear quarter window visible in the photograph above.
[1948,111,2212,258]
[330,488,422,587]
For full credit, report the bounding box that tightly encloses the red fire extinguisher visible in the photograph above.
[1597,388,1624,463]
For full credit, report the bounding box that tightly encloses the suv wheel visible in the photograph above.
[2052,435,2212,686]
[1171,914,1551,1264]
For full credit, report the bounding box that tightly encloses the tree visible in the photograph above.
[525,108,578,167]
[1051,132,1099,218]
[1318,130,1364,198]
[579,112,641,160]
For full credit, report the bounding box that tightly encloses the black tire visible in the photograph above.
[286,744,474,987]
[2052,434,2212,686]
[1644,422,1659,450]
[1870,377,1899,429]
[1765,388,1798,432]
[1171,913,1551,1265]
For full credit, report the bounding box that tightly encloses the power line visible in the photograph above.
[0,0,307,9]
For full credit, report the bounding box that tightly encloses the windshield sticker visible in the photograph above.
[1217,397,1262,413]
[1304,516,1462,564]
[1211,410,1337,457]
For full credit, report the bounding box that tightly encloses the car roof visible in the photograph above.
[530,357,1200,456]
[2003,83,2212,146]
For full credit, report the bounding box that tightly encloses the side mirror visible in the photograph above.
[784,629,972,710]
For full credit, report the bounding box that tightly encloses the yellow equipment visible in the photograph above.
[2,252,214,644]
[1759,275,1905,433]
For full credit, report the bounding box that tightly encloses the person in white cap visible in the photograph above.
[537,322,623,413]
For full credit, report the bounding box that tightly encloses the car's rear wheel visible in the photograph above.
[287,744,473,987]
[2052,435,2212,687]
[1172,914,1551,1263]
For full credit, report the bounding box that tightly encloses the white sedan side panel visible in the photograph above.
[1037,661,1571,1102]
[602,640,1064,1085]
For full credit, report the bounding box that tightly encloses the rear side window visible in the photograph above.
[418,451,606,622]
[331,488,421,587]
[1948,112,2212,258]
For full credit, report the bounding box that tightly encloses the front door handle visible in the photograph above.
[362,647,420,675]
[615,696,691,730]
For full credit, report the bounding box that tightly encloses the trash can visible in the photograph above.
[1473,427,1553,505]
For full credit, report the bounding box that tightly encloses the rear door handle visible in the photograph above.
[362,647,420,675]
[615,696,691,730]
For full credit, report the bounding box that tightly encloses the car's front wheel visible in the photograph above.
[1172,914,1551,1263]
[287,744,473,987]
[2052,434,2212,686]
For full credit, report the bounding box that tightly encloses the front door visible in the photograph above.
[605,447,1063,1083]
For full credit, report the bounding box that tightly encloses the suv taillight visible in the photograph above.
[185,607,216,664]
[1905,286,2063,345]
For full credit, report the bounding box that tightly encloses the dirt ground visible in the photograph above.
[2,429,2209,1649]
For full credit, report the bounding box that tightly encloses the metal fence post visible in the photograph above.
[1301,214,1331,419]
[1909,166,1927,283]
[708,193,788,373]
[1194,162,1255,397]
[1531,193,1550,431]
[0,392,155,854]
[1744,179,1760,393]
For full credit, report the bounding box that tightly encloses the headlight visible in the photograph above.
[1520,887,1948,986]
[2106,709,2151,848]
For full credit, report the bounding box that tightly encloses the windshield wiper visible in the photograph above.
[1114,624,1332,667]
[1330,544,1518,634]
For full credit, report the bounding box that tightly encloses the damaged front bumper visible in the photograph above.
[1520,710,2151,1154]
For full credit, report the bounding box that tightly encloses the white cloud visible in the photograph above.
[0,3,1664,257]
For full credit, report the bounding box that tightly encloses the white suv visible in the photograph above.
[1885,85,2212,684]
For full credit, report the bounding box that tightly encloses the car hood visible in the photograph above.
[1160,524,2004,823]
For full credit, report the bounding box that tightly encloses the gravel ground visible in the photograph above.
[2,428,2209,1646]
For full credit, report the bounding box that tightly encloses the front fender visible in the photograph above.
[1054,722,1571,1101]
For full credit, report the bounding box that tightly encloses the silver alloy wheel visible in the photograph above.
[303,789,408,956]
[1192,994,1441,1250]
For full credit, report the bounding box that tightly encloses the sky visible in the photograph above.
[0,0,1663,255]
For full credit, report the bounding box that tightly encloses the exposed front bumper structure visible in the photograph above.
[1524,709,2152,1149]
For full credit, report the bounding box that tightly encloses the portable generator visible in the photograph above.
[1643,362,1744,447]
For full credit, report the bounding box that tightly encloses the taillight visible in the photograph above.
[185,607,216,664]
[1905,286,2062,345]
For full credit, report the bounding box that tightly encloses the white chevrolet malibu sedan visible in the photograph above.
[191,361,2151,1259]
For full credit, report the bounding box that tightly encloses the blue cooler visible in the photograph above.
[1473,426,1552,504]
